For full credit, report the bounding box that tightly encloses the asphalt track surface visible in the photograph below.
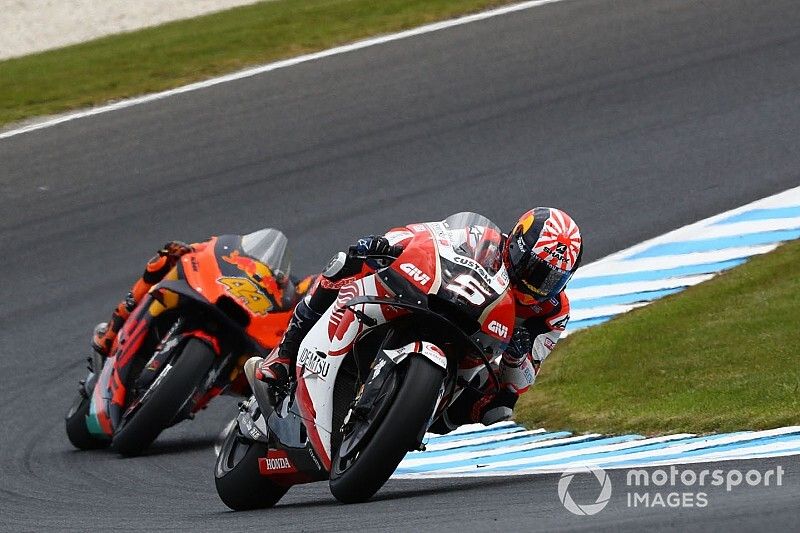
[1,0,800,530]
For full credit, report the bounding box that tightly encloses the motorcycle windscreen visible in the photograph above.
[441,212,504,275]
[427,212,508,325]
[240,228,291,279]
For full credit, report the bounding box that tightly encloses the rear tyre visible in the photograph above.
[65,393,110,450]
[214,420,289,511]
[329,356,444,503]
[111,338,215,456]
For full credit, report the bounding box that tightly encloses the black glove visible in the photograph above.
[352,235,393,257]
[504,327,532,364]
[158,240,193,258]
[351,235,402,269]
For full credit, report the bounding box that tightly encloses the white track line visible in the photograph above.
[568,274,715,301]
[438,428,800,474]
[0,0,568,141]
[401,434,604,468]
[679,217,800,241]
[578,186,800,275]
[574,245,779,278]
[421,428,548,452]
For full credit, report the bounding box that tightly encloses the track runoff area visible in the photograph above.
[395,185,800,479]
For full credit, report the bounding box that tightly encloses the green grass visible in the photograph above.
[516,239,800,435]
[0,0,519,127]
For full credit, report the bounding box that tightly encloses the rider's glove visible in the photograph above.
[159,240,193,258]
[353,235,393,257]
[503,327,532,365]
[499,327,537,395]
[353,235,399,269]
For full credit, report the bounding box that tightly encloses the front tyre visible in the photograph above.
[214,419,289,511]
[329,356,444,503]
[111,338,215,456]
[65,393,110,450]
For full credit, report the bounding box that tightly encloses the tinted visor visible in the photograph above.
[508,240,572,300]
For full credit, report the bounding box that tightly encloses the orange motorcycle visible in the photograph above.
[66,229,304,456]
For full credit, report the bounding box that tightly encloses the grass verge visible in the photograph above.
[0,0,519,128]
[516,239,800,435]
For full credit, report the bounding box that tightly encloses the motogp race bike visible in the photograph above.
[66,229,298,456]
[215,213,515,509]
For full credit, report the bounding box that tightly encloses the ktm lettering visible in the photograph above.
[488,320,509,338]
[400,263,431,286]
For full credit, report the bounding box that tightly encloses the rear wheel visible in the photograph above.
[65,392,110,450]
[111,338,215,456]
[329,356,444,503]
[214,418,289,510]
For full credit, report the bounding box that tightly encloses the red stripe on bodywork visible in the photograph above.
[182,329,221,355]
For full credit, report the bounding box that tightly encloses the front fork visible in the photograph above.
[339,340,450,457]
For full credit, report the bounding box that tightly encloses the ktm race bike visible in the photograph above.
[66,229,300,456]
[214,212,514,509]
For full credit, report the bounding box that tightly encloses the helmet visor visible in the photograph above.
[508,241,572,300]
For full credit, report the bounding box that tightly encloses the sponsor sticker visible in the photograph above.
[400,262,431,286]
[298,347,330,378]
[488,320,510,339]
[258,451,296,474]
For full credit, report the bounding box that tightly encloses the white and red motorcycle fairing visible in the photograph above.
[295,218,515,470]
[215,212,516,508]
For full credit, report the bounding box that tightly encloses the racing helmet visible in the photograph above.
[504,207,583,301]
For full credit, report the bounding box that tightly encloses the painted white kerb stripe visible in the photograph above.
[575,185,800,278]
[0,0,568,141]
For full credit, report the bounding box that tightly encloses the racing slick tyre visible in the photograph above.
[111,338,215,456]
[329,356,445,503]
[65,393,110,450]
[214,421,289,510]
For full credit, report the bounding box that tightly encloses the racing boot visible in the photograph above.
[91,290,137,358]
[255,298,323,392]
[85,322,109,379]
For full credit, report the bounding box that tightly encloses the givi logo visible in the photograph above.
[400,262,431,286]
[488,320,509,339]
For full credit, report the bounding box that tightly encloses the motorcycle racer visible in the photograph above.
[90,237,316,363]
[254,208,583,431]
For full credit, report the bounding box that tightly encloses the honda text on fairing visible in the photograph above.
[65,229,298,456]
[214,213,515,508]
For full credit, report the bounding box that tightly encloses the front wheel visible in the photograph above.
[111,338,215,456]
[214,418,289,511]
[329,356,444,503]
[65,392,110,450]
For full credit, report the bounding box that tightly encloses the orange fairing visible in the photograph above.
[182,237,226,304]
[221,250,284,304]
[247,310,292,349]
[180,236,292,350]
